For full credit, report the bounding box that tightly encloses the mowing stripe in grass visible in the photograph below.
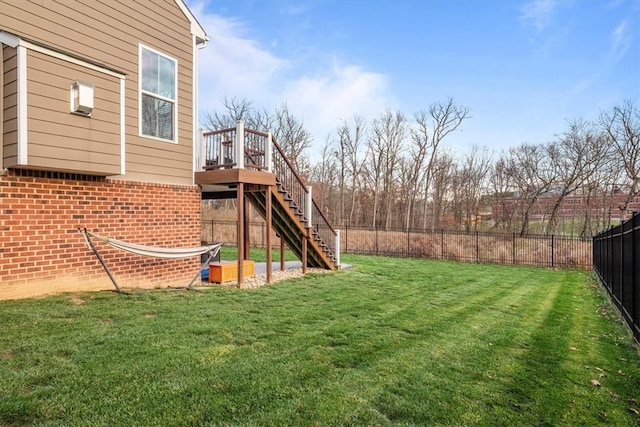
[1,256,639,426]
[355,270,566,424]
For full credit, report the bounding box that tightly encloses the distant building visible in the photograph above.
[491,185,640,229]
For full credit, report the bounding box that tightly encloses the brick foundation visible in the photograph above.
[0,170,201,299]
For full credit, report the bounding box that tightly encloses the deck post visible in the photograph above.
[237,183,245,287]
[302,230,308,274]
[244,197,250,260]
[266,185,272,283]
[266,131,273,173]
[235,119,245,169]
[306,186,312,228]
[335,229,341,268]
[280,237,285,271]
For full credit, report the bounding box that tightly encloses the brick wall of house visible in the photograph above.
[0,170,201,299]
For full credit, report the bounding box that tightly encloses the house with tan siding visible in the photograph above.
[0,0,209,299]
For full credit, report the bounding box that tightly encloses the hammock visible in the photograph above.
[83,230,219,258]
[80,228,221,293]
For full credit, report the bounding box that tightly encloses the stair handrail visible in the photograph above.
[201,122,338,264]
[244,128,337,259]
[267,133,337,259]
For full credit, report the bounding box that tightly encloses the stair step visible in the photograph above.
[245,175,335,271]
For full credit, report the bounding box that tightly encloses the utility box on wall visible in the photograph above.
[70,81,94,116]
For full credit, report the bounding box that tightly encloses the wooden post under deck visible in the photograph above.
[280,238,285,271]
[265,185,272,283]
[195,163,334,277]
[302,230,308,274]
[243,196,250,260]
[237,183,245,288]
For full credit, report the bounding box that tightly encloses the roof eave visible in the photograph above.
[174,0,209,44]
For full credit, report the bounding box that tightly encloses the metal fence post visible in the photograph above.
[551,234,555,268]
[633,214,638,340]
[344,224,348,253]
[407,229,410,257]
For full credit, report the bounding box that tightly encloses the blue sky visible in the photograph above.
[186,0,639,157]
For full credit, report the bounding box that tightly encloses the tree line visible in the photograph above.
[204,98,639,237]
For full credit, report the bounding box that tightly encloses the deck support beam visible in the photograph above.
[266,185,272,283]
[243,196,250,261]
[302,230,308,274]
[237,183,245,288]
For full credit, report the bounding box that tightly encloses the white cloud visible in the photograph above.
[282,62,392,153]
[192,6,288,120]
[611,20,630,59]
[521,0,560,31]
[191,4,393,155]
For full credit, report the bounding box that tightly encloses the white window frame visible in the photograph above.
[138,44,178,143]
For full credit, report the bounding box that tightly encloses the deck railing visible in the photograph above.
[201,122,270,171]
[200,121,338,264]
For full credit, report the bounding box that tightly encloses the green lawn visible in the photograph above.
[218,246,298,263]
[1,255,639,426]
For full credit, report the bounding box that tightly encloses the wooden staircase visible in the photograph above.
[246,178,336,269]
[196,121,339,271]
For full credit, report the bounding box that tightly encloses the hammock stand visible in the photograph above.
[79,228,221,293]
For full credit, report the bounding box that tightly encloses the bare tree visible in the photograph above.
[202,96,274,131]
[599,100,640,221]
[419,98,471,230]
[336,116,366,225]
[402,112,430,230]
[505,143,557,236]
[546,119,612,234]
[459,146,492,232]
[430,150,456,229]
[489,153,515,231]
[363,130,386,228]
[370,110,407,229]
[579,153,619,236]
[273,103,313,175]
[310,138,339,222]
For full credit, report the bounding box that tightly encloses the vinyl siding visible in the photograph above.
[25,49,121,174]
[0,43,2,167]
[2,45,17,166]
[0,0,197,185]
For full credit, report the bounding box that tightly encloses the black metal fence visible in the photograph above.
[593,213,640,343]
[339,225,592,270]
[202,220,591,270]
[201,220,279,248]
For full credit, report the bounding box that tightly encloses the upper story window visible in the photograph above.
[139,45,177,142]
